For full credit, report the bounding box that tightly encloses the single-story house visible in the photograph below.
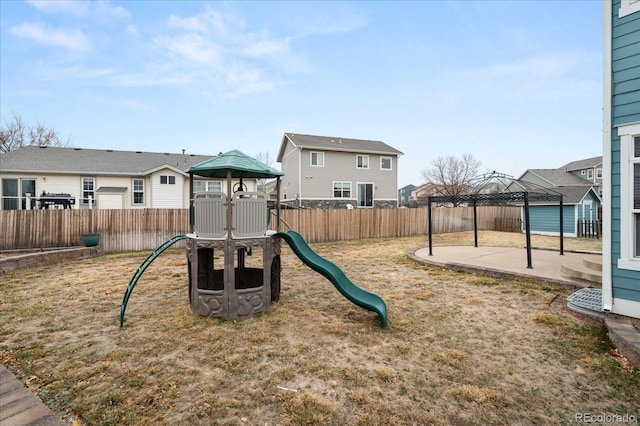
[0,146,254,210]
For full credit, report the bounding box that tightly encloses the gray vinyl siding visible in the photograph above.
[518,171,552,188]
[298,149,397,200]
[611,0,640,304]
[279,141,301,200]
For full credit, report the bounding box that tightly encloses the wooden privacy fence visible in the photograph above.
[0,206,521,252]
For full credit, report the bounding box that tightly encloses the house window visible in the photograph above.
[587,169,594,180]
[616,124,640,270]
[619,0,640,17]
[82,177,95,205]
[310,152,324,167]
[380,157,392,170]
[333,181,351,198]
[1,178,18,210]
[634,138,640,257]
[357,155,369,169]
[1,178,39,210]
[596,168,603,179]
[21,179,36,210]
[194,180,222,192]
[160,175,176,185]
[132,179,145,205]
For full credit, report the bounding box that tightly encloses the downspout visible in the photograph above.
[602,0,613,312]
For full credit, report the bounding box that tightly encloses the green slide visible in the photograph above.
[275,230,388,328]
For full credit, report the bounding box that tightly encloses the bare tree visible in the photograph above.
[0,112,71,154]
[255,151,277,191]
[255,151,274,168]
[420,153,482,205]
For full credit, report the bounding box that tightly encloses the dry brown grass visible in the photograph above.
[1,231,637,426]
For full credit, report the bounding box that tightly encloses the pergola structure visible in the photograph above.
[427,190,564,269]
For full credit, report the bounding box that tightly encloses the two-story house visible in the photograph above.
[398,184,416,207]
[506,159,602,237]
[0,146,253,210]
[562,156,603,195]
[277,133,403,209]
[602,0,640,319]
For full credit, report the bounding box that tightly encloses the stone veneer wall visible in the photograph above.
[0,246,101,275]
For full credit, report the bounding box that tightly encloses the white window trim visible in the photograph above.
[81,177,95,205]
[587,169,594,180]
[132,178,145,205]
[619,0,640,18]
[380,156,392,171]
[194,180,222,192]
[160,175,176,185]
[596,168,603,179]
[616,123,640,271]
[310,151,324,167]
[332,181,352,199]
[356,155,369,169]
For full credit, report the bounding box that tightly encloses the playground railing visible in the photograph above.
[232,192,267,238]
[193,192,227,238]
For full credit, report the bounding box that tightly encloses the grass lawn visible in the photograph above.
[1,231,638,425]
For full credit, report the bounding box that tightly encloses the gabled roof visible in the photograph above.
[188,149,283,179]
[399,184,416,192]
[0,146,214,176]
[561,156,602,172]
[514,181,601,204]
[277,132,403,162]
[519,169,591,187]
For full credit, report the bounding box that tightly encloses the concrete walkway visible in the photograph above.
[409,245,600,289]
[0,365,65,425]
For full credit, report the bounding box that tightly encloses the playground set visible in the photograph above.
[120,150,387,328]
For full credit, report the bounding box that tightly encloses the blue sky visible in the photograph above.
[1,0,603,187]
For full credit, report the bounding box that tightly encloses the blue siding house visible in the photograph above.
[603,0,640,319]
[508,173,601,237]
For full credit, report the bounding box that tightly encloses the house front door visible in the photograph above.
[357,183,373,208]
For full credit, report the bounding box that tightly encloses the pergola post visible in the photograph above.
[428,196,433,256]
[524,192,533,269]
[559,196,564,255]
[473,199,478,248]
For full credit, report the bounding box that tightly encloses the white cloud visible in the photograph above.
[244,39,289,58]
[159,33,222,66]
[458,51,600,102]
[10,22,92,51]
[26,0,130,20]
[167,10,232,36]
[26,0,90,16]
[125,24,138,36]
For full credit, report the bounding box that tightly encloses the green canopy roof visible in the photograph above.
[188,149,284,179]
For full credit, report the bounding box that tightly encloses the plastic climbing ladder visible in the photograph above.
[119,235,189,328]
